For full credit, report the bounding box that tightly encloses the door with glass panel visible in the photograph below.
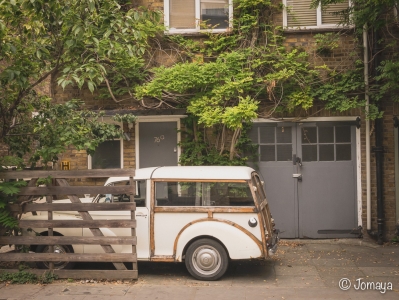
[250,122,357,238]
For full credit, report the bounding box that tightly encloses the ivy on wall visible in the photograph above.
[136,0,367,165]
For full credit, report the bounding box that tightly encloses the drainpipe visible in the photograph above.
[366,27,385,244]
[363,25,372,233]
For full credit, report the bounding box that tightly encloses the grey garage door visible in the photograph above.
[249,122,357,238]
[138,122,178,168]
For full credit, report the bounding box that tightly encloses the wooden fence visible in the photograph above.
[0,169,138,280]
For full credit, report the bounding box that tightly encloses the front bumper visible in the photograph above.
[267,230,279,257]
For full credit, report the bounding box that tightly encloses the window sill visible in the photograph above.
[283,26,354,33]
[164,28,233,36]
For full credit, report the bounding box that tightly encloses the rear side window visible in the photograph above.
[155,181,254,207]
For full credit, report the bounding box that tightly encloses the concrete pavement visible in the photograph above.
[0,239,398,299]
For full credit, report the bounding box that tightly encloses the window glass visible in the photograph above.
[95,180,146,207]
[91,140,121,169]
[319,127,334,143]
[302,127,317,144]
[167,0,231,32]
[286,0,349,28]
[260,145,275,161]
[155,181,254,207]
[336,126,351,143]
[200,0,229,29]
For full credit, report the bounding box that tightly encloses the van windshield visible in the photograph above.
[93,180,146,207]
[155,181,254,207]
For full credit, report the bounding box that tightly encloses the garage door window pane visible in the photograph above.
[302,145,317,161]
[336,144,351,161]
[260,145,275,161]
[336,126,351,143]
[319,127,334,143]
[319,144,334,161]
[302,127,317,144]
[260,127,275,143]
[91,140,121,169]
[276,127,292,143]
[277,145,292,161]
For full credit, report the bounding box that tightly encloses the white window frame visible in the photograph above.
[164,0,233,34]
[88,117,124,169]
[283,0,351,29]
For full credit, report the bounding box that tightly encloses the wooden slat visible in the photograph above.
[18,185,134,196]
[1,253,137,262]
[55,178,128,271]
[0,236,136,245]
[8,203,136,213]
[2,269,138,280]
[154,206,257,213]
[1,169,135,180]
[19,220,136,229]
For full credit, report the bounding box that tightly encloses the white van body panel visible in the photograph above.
[175,220,262,261]
[154,213,206,256]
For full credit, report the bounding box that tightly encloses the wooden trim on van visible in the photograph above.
[150,256,175,262]
[172,218,264,258]
[150,180,155,257]
[249,176,268,257]
[152,179,248,183]
[154,207,257,213]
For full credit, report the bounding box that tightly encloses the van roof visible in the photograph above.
[105,166,256,184]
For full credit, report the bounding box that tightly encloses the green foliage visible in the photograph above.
[179,118,257,166]
[4,99,134,165]
[0,0,160,143]
[314,33,340,55]
[0,270,58,284]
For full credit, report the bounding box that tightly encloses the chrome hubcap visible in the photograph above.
[43,245,69,269]
[192,245,221,275]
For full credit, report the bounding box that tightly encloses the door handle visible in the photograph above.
[292,155,302,167]
[293,174,302,181]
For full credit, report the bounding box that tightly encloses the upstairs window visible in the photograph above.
[164,0,232,34]
[283,0,350,29]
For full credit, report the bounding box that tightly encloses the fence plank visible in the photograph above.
[55,178,128,271]
[1,169,135,180]
[0,236,136,245]
[19,220,136,229]
[18,185,134,196]
[2,269,138,280]
[8,203,136,213]
[1,253,137,262]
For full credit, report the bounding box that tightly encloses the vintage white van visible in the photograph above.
[24,166,278,280]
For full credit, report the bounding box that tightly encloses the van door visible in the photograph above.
[83,180,150,259]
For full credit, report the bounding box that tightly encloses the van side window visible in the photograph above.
[95,180,146,207]
[155,181,254,207]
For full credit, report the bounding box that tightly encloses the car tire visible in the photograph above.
[36,244,75,270]
[185,238,228,281]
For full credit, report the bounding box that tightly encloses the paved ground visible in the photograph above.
[0,239,398,299]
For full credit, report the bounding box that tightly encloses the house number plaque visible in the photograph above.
[154,135,165,143]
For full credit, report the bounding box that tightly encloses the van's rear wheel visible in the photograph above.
[185,238,228,281]
[36,244,75,270]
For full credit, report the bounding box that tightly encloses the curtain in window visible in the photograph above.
[321,0,349,25]
[286,0,317,27]
[170,0,196,29]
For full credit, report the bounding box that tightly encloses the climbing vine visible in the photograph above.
[136,0,367,165]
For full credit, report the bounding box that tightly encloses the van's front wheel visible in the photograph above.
[185,238,228,281]
[36,244,75,270]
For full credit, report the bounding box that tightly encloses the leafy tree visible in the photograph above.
[0,0,160,232]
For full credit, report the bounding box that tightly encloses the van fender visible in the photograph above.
[173,218,263,261]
